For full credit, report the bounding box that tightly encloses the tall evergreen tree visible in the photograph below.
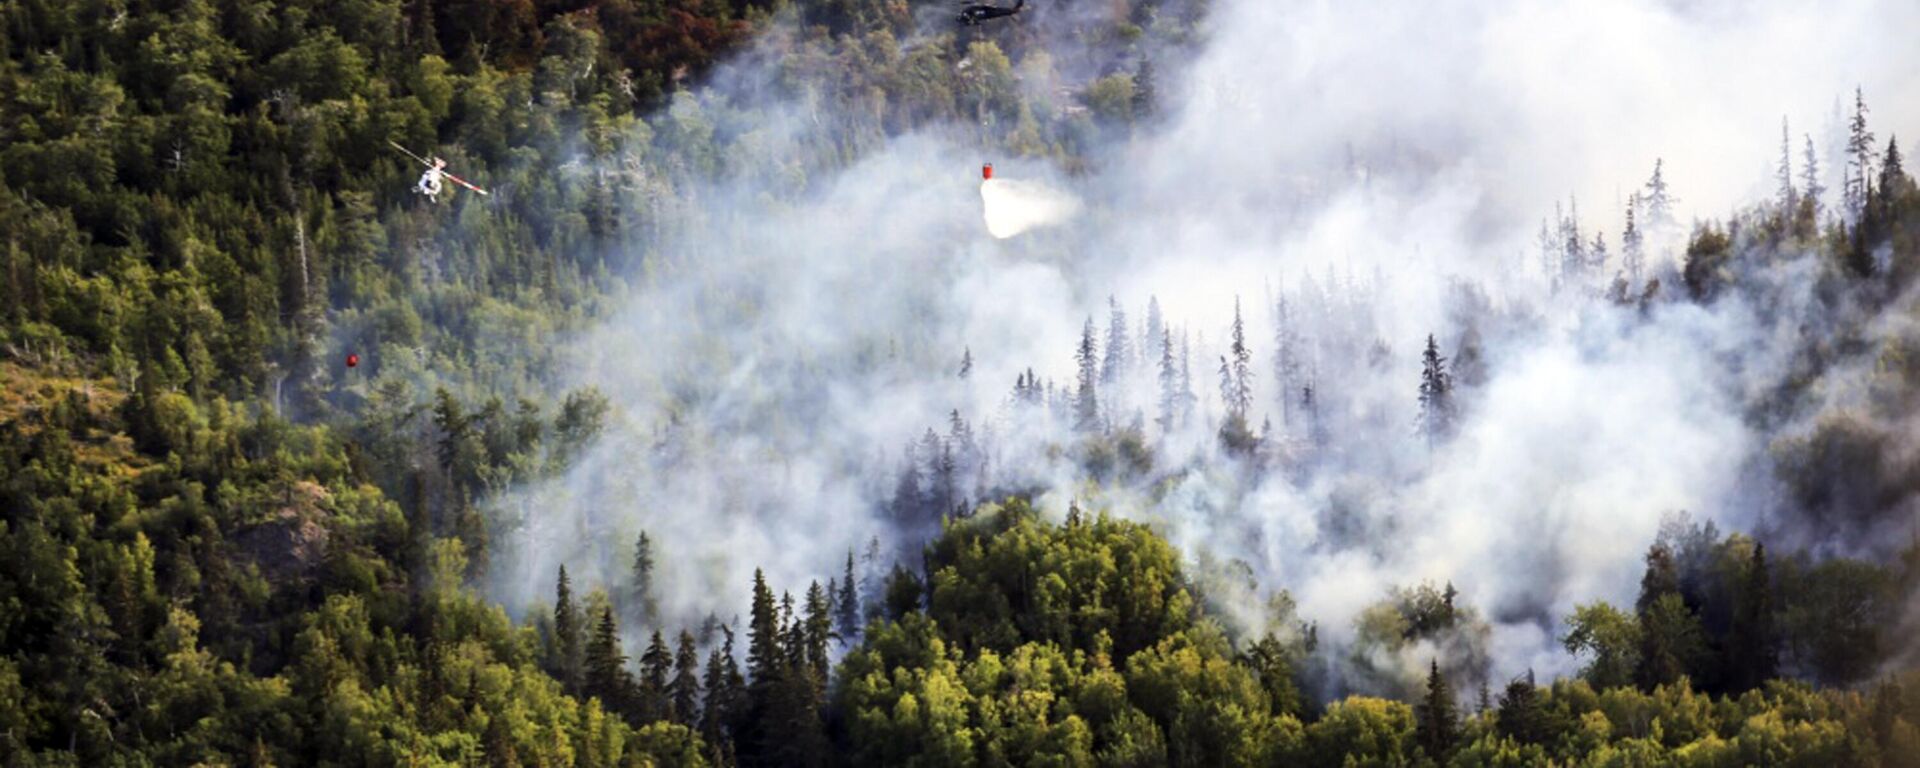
[702,625,743,749]
[671,630,701,726]
[746,569,782,686]
[1802,133,1826,220]
[835,550,860,645]
[640,629,673,723]
[1726,543,1778,692]
[1102,296,1130,386]
[1621,194,1645,284]
[1144,296,1165,370]
[772,596,831,768]
[1272,295,1303,427]
[958,346,972,379]
[1417,334,1454,449]
[1226,297,1253,418]
[890,442,924,524]
[1178,329,1197,427]
[1846,87,1877,218]
[742,579,792,766]
[1156,326,1178,434]
[801,581,832,683]
[1561,197,1587,284]
[554,565,584,694]
[1777,116,1797,217]
[932,439,958,517]
[1416,659,1459,760]
[1881,135,1908,201]
[631,531,657,626]
[1643,158,1676,231]
[584,605,633,717]
[765,589,830,766]
[1074,316,1101,432]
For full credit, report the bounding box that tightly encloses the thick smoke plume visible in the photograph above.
[486,0,1920,697]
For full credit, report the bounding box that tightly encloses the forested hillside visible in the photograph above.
[5,0,1920,765]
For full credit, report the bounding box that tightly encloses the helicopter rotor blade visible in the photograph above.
[388,140,433,168]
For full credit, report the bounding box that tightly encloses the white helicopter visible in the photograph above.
[389,140,489,202]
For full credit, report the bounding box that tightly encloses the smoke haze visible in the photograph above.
[486,0,1920,697]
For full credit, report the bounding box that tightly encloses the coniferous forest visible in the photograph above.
[5,0,1920,765]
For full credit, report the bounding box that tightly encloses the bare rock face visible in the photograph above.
[233,481,331,582]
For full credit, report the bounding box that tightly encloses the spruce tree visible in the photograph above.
[1217,299,1256,452]
[1102,296,1130,386]
[801,581,832,683]
[671,630,701,726]
[890,442,923,524]
[639,629,672,723]
[1727,543,1779,692]
[958,346,972,379]
[1074,316,1101,432]
[742,578,791,766]
[1272,295,1303,427]
[1846,87,1877,217]
[1227,297,1253,417]
[1417,334,1454,449]
[1144,296,1165,368]
[1156,326,1178,434]
[584,605,632,718]
[767,590,830,766]
[1621,194,1645,284]
[631,531,657,626]
[1178,329,1196,427]
[1416,659,1459,759]
[1802,133,1825,219]
[1881,136,1907,201]
[701,625,742,748]
[1643,158,1676,231]
[746,569,782,685]
[1777,116,1797,217]
[1561,197,1586,283]
[932,440,957,517]
[835,551,860,645]
[553,565,583,694]
[701,646,728,742]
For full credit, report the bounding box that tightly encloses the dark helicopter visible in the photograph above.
[958,0,1024,25]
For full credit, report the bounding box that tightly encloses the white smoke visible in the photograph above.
[481,0,1920,694]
